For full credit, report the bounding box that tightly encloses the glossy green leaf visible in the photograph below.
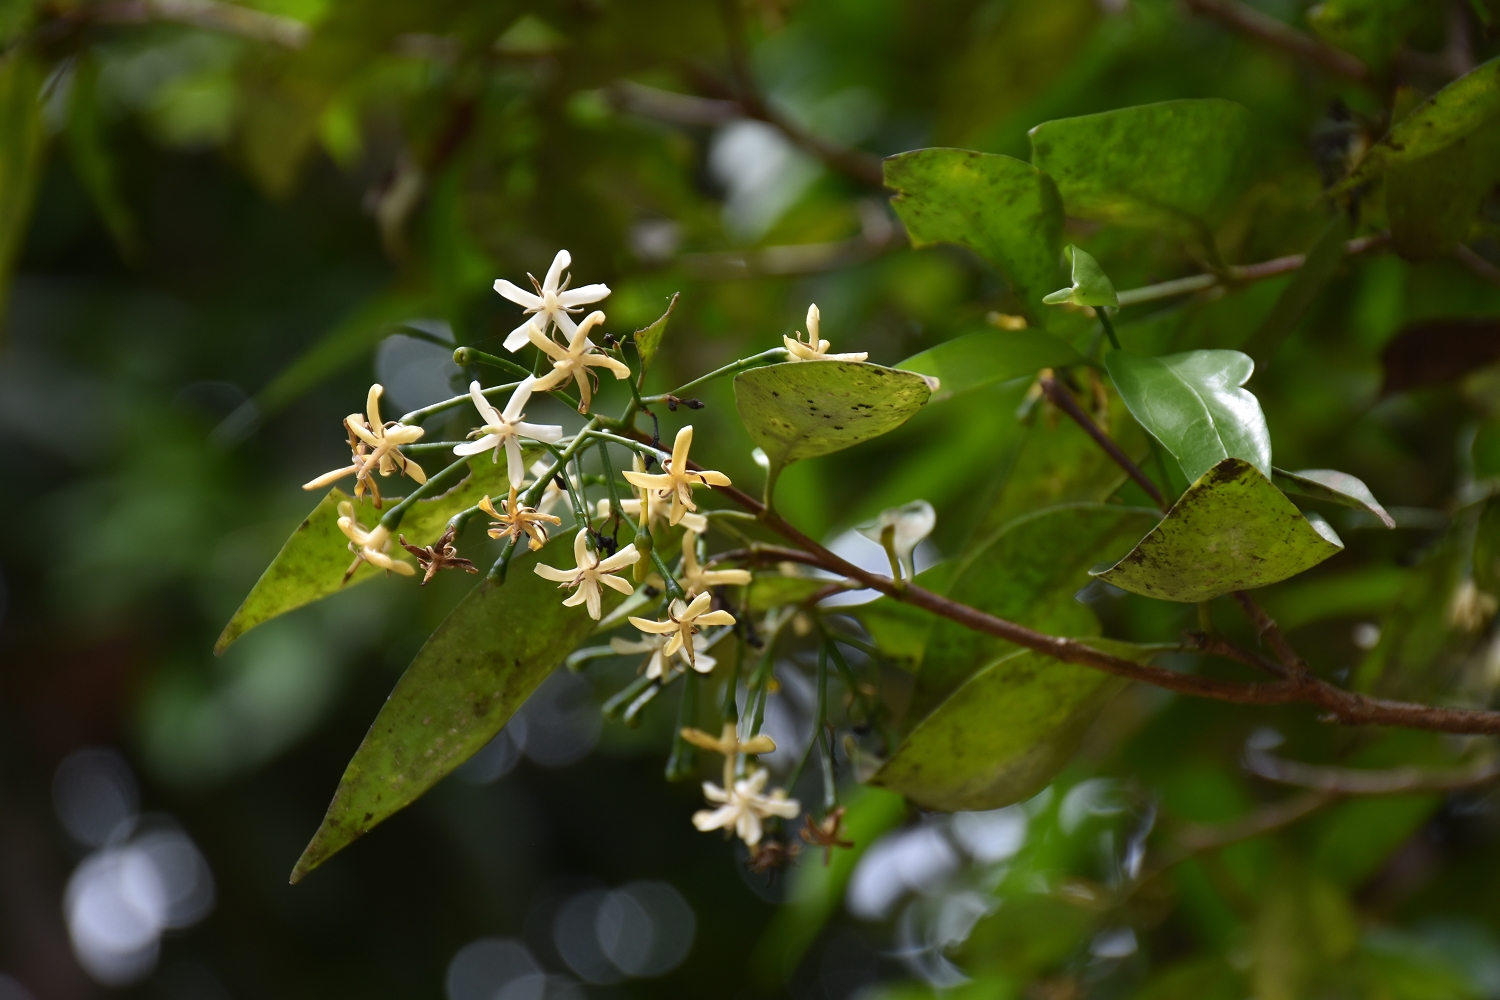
[1042,245,1117,308]
[1028,99,1253,234]
[1387,124,1500,260]
[632,291,678,374]
[290,543,611,882]
[884,148,1064,322]
[917,503,1158,712]
[1106,349,1271,485]
[733,361,931,492]
[1093,459,1345,603]
[1273,467,1395,529]
[0,50,44,327]
[1242,216,1350,365]
[871,638,1160,811]
[896,327,1086,402]
[216,459,511,654]
[1337,54,1500,192]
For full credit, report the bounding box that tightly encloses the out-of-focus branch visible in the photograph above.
[1115,232,1388,307]
[63,0,309,47]
[1181,0,1369,84]
[1246,746,1500,794]
[1173,791,1332,853]
[1038,373,1167,510]
[1456,245,1500,289]
[678,202,901,279]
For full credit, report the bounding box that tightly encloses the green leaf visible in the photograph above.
[1386,123,1500,260]
[1093,459,1345,603]
[883,148,1064,323]
[632,291,678,374]
[1337,54,1500,193]
[65,58,139,262]
[870,638,1160,811]
[896,327,1086,402]
[1254,566,1409,632]
[1273,467,1395,529]
[1106,349,1272,485]
[746,573,833,613]
[290,544,611,882]
[1042,244,1117,308]
[215,458,511,654]
[0,50,44,328]
[917,503,1158,712]
[733,361,931,494]
[1241,216,1351,365]
[1028,99,1253,236]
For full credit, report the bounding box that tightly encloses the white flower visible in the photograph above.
[783,304,867,363]
[452,377,565,489]
[534,529,640,620]
[495,249,611,351]
[693,768,800,848]
[856,500,936,579]
[628,592,736,669]
[530,459,569,515]
[528,311,632,413]
[336,501,415,580]
[680,529,751,597]
[610,629,719,680]
[622,426,732,527]
[304,384,426,504]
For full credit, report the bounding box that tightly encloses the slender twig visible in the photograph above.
[1038,375,1166,510]
[1182,0,1370,84]
[1456,245,1500,289]
[1245,747,1500,794]
[398,381,521,425]
[1114,233,1388,307]
[1172,791,1333,855]
[644,348,789,402]
[1231,591,1309,678]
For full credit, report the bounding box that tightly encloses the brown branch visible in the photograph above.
[1038,374,1167,510]
[1182,0,1369,84]
[1456,245,1500,289]
[1231,591,1309,678]
[1173,791,1332,854]
[50,0,309,46]
[1245,747,1500,794]
[1115,232,1389,307]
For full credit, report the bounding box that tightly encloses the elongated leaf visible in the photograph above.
[1337,54,1500,192]
[1094,459,1344,602]
[1106,349,1271,485]
[1241,216,1350,365]
[917,503,1158,713]
[1028,99,1253,234]
[884,148,1064,322]
[897,327,1086,402]
[733,361,931,491]
[1273,467,1395,529]
[633,292,678,373]
[870,639,1159,811]
[1387,123,1500,260]
[290,543,612,881]
[216,459,511,654]
[0,51,44,327]
[66,58,139,261]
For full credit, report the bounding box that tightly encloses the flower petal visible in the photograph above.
[556,283,611,307]
[516,421,564,443]
[503,319,535,353]
[453,436,497,457]
[534,564,577,582]
[599,573,635,596]
[494,278,543,310]
[502,376,536,421]
[542,249,570,294]
[504,437,526,490]
[596,544,640,572]
[694,610,737,627]
[468,380,502,426]
[628,616,678,634]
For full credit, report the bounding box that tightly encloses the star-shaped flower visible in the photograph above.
[621,426,731,526]
[399,525,477,585]
[596,453,708,532]
[495,249,611,352]
[534,530,640,620]
[528,311,632,413]
[610,629,719,680]
[628,592,736,669]
[693,768,800,848]
[480,488,562,552]
[452,377,565,489]
[337,501,415,581]
[304,384,427,506]
[680,529,751,597]
[783,304,867,363]
[679,721,776,758]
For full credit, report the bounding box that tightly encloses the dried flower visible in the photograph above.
[628,593,736,669]
[337,501,415,581]
[304,385,426,505]
[399,525,477,585]
[693,768,800,848]
[680,529,751,597]
[622,426,731,527]
[800,806,854,865]
[453,377,564,489]
[495,249,611,351]
[534,529,640,620]
[480,488,561,551]
[783,304,867,363]
[528,311,632,413]
[745,838,800,880]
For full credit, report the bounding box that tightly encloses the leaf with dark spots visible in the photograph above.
[1380,317,1500,395]
[1094,459,1344,603]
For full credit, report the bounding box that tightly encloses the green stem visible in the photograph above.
[651,550,685,601]
[665,671,700,781]
[582,429,668,460]
[596,440,626,523]
[787,645,830,791]
[445,503,487,537]
[604,673,657,719]
[379,455,472,532]
[540,442,590,531]
[452,347,534,381]
[1098,309,1122,351]
[487,536,517,583]
[643,348,788,402]
[398,381,521,425]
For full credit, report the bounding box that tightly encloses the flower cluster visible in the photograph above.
[304,384,426,506]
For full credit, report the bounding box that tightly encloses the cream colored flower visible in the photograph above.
[610,629,719,680]
[528,311,632,413]
[336,501,415,581]
[452,377,565,489]
[534,529,640,620]
[693,768,800,848]
[304,384,426,505]
[480,488,561,551]
[495,249,611,351]
[597,453,709,532]
[621,426,731,527]
[628,592,736,669]
[680,529,751,597]
[856,500,936,579]
[783,304,867,363]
